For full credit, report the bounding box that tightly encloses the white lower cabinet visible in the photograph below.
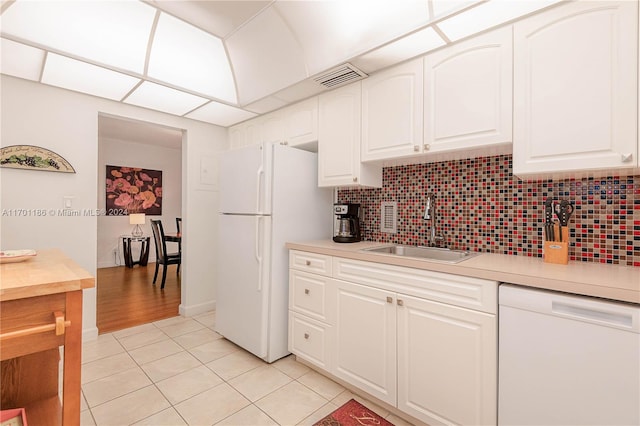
[334,280,397,405]
[397,294,497,426]
[288,251,335,371]
[288,250,498,425]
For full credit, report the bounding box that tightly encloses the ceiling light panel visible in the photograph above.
[0,38,44,81]
[437,0,562,41]
[275,0,430,76]
[148,0,271,39]
[186,101,258,127]
[148,12,237,103]
[42,53,140,101]
[124,81,209,116]
[1,0,155,73]
[352,27,446,73]
[225,6,307,105]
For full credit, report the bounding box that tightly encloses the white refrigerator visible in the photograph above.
[216,142,333,363]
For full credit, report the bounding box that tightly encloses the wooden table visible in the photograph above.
[121,235,150,268]
[0,249,94,426]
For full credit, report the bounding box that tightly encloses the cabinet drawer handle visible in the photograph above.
[352,176,358,183]
[304,333,310,339]
[386,296,393,304]
[413,145,419,152]
[304,288,310,295]
[423,144,430,151]
[305,260,311,266]
[397,299,404,306]
[0,311,70,341]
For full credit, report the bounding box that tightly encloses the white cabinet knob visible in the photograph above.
[413,145,420,152]
[386,296,393,304]
[397,299,404,306]
[424,144,430,151]
[621,153,633,163]
[352,176,358,182]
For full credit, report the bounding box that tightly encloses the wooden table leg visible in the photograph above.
[62,290,82,426]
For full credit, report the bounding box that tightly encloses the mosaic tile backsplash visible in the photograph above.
[337,155,640,267]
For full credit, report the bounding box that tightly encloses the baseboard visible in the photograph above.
[179,300,216,317]
[83,326,99,342]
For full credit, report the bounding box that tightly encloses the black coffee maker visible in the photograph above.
[333,203,362,243]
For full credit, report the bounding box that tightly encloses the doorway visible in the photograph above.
[96,114,183,333]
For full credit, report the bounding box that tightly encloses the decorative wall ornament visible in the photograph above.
[0,145,75,173]
[106,165,162,216]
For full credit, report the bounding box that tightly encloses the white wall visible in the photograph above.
[97,137,182,268]
[0,75,228,339]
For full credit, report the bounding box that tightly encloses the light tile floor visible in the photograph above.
[80,311,414,426]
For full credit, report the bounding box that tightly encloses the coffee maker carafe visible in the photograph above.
[333,203,362,243]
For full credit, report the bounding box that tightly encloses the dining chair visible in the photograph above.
[175,217,182,257]
[150,219,181,289]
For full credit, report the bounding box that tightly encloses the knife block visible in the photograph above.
[544,226,569,265]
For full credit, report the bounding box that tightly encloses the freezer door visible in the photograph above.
[219,143,272,214]
[216,214,271,359]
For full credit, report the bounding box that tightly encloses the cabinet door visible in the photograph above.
[424,26,512,153]
[361,58,424,161]
[262,112,285,144]
[397,294,496,426]
[333,280,396,405]
[285,97,318,147]
[513,0,638,176]
[318,83,361,186]
[318,83,381,187]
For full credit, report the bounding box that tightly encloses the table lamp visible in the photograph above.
[129,213,145,237]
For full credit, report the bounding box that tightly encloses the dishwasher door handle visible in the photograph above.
[552,301,635,329]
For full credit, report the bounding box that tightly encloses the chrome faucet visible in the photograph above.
[423,193,444,247]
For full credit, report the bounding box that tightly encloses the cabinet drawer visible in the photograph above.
[333,257,498,314]
[288,312,332,370]
[289,250,332,276]
[289,270,335,324]
[0,293,67,360]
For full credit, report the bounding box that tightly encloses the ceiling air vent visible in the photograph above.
[313,63,367,89]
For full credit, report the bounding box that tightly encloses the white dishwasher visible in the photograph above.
[499,284,640,426]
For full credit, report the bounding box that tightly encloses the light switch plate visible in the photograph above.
[63,196,75,209]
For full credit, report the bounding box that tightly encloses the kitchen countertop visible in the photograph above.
[286,240,640,304]
[0,248,95,301]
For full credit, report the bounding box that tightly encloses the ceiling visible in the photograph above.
[1,0,562,132]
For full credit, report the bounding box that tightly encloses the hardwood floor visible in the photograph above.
[96,263,181,334]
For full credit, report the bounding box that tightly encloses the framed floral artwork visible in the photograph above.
[106,165,162,216]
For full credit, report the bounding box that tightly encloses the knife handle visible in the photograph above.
[561,226,569,243]
[553,222,560,242]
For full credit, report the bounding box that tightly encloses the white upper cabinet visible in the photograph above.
[283,97,318,148]
[228,119,263,149]
[361,58,424,161]
[424,26,513,153]
[228,98,319,150]
[318,82,382,187]
[513,0,638,177]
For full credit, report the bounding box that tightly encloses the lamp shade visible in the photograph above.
[129,213,145,225]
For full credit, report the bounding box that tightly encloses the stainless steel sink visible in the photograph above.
[361,245,478,263]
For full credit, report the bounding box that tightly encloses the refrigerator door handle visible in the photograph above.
[255,216,263,291]
[256,167,264,214]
